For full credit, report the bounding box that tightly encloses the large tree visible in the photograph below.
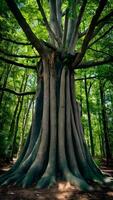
[0,0,113,191]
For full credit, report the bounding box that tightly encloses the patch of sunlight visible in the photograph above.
[58,182,75,191]
[104,177,113,183]
[55,182,75,200]
[56,191,73,199]
[107,192,113,197]
[1,167,10,171]
[1,158,17,171]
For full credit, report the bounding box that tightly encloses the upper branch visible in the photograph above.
[0,56,36,70]
[0,87,36,96]
[56,0,62,26]
[89,25,113,47]
[77,56,113,69]
[79,10,113,39]
[75,74,113,81]
[65,0,77,48]
[62,8,69,48]
[0,35,31,45]
[73,0,107,67]
[89,47,113,57]
[0,49,39,59]
[5,0,45,55]
[69,0,87,51]
[49,0,62,41]
[36,0,60,45]
[97,9,113,25]
[90,9,113,40]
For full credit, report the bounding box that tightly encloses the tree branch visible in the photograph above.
[97,10,113,25]
[56,0,62,26]
[73,0,107,66]
[65,0,77,48]
[0,87,36,96]
[76,57,113,69]
[36,0,60,45]
[79,10,113,39]
[5,0,45,55]
[75,75,113,81]
[89,25,113,47]
[90,10,113,39]
[62,8,69,48]
[89,47,113,57]
[49,0,62,40]
[0,35,31,45]
[69,0,87,51]
[0,57,36,70]
[79,29,88,38]
[0,49,39,59]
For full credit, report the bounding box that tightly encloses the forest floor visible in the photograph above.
[0,159,113,200]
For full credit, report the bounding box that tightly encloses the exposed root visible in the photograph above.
[64,171,94,192]
[0,62,113,191]
[1,174,20,186]
[36,175,56,188]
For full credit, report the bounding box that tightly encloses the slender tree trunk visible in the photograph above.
[10,74,28,159]
[17,96,34,156]
[99,80,112,165]
[0,65,12,106]
[84,76,94,157]
[8,72,26,158]
[97,93,105,157]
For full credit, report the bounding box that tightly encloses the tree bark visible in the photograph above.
[0,54,111,190]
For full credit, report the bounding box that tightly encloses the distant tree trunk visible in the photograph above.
[10,74,28,159]
[8,72,26,158]
[0,65,12,106]
[84,76,94,157]
[99,80,112,165]
[17,96,34,156]
[0,66,12,131]
[98,106,105,157]
[10,97,24,159]
[97,93,105,158]
[79,80,83,116]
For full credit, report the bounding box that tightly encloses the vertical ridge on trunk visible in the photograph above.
[0,56,113,190]
[36,54,57,188]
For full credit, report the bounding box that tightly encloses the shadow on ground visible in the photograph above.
[0,159,113,200]
[0,182,113,200]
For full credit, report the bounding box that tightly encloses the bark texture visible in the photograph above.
[0,54,112,191]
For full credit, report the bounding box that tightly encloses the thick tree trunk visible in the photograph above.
[0,54,112,191]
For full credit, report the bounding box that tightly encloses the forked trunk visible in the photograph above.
[0,54,112,191]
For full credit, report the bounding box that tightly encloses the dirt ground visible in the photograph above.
[0,160,113,200]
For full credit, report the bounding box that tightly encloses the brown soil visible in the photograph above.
[0,160,113,200]
[0,183,113,200]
